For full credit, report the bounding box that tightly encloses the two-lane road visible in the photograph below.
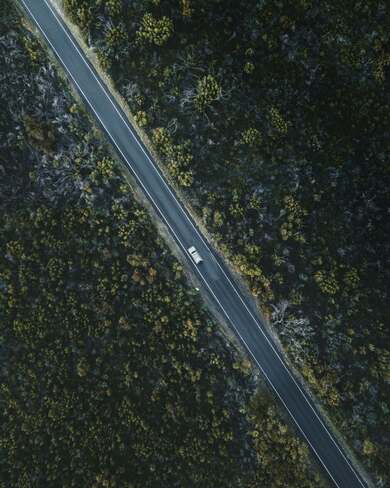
[19,1,368,487]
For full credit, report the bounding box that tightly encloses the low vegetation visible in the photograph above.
[61,0,390,484]
[0,2,326,486]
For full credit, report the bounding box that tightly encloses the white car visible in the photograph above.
[188,246,203,265]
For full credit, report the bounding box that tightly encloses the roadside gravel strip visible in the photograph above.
[18,1,370,487]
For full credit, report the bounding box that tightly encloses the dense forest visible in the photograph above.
[60,0,390,485]
[0,2,327,487]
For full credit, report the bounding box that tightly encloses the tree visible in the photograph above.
[194,75,222,111]
[136,13,173,47]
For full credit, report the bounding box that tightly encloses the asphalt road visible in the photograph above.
[19,1,368,487]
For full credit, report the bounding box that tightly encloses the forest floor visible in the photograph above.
[1,1,330,487]
[50,0,390,486]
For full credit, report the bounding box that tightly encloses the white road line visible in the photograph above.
[32,9,359,479]
[34,5,358,471]
[22,1,367,486]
